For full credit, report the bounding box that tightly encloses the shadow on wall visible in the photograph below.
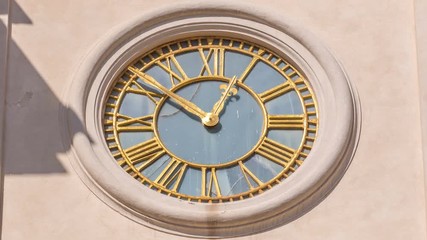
[0,0,30,23]
[3,1,89,174]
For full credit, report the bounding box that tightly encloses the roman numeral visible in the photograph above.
[201,167,221,197]
[156,55,188,85]
[154,158,187,191]
[255,138,295,167]
[268,114,305,129]
[238,161,263,189]
[258,81,293,102]
[116,114,154,132]
[125,77,164,104]
[122,138,165,171]
[198,48,225,76]
[238,57,259,83]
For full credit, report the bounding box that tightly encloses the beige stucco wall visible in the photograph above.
[1,0,426,239]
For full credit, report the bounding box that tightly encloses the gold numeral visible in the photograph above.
[116,114,154,132]
[123,138,165,170]
[239,57,258,83]
[156,55,188,84]
[258,81,293,102]
[255,138,295,167]
[201,167,222,197]
[199,48,225,76]
[268,114,305,130]
[154,158,187,191]
[238,161,263,189]
[125,76,164,104]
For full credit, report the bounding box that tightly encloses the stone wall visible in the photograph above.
[1,0,426,239]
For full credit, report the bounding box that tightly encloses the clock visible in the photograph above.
[103,37,318,202]
[65,6,359,236]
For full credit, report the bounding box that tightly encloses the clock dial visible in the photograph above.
[103,37,318,202]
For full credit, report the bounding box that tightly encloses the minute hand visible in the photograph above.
[128,67,208,120]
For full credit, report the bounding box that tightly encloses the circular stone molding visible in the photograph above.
[62,3,360,237]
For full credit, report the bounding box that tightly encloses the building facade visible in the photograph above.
[1,0,427,239]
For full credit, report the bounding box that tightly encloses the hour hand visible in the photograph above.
[128,67,209,123]
[211,76,238,116]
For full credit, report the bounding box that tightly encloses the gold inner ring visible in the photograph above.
[152,76,268,169]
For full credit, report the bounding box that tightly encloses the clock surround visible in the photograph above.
[63,4,360,237]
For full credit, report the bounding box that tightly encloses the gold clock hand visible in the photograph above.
[211,76,238,116]
[128,67,209,122]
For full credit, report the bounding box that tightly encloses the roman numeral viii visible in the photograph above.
[121,138,165,171]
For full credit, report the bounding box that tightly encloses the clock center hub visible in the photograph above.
[201,113,219,127]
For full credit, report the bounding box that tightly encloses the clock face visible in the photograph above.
[103,37,318,203]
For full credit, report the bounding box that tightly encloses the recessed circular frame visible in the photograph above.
[103,36,318,203]
[62,3,360,238]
